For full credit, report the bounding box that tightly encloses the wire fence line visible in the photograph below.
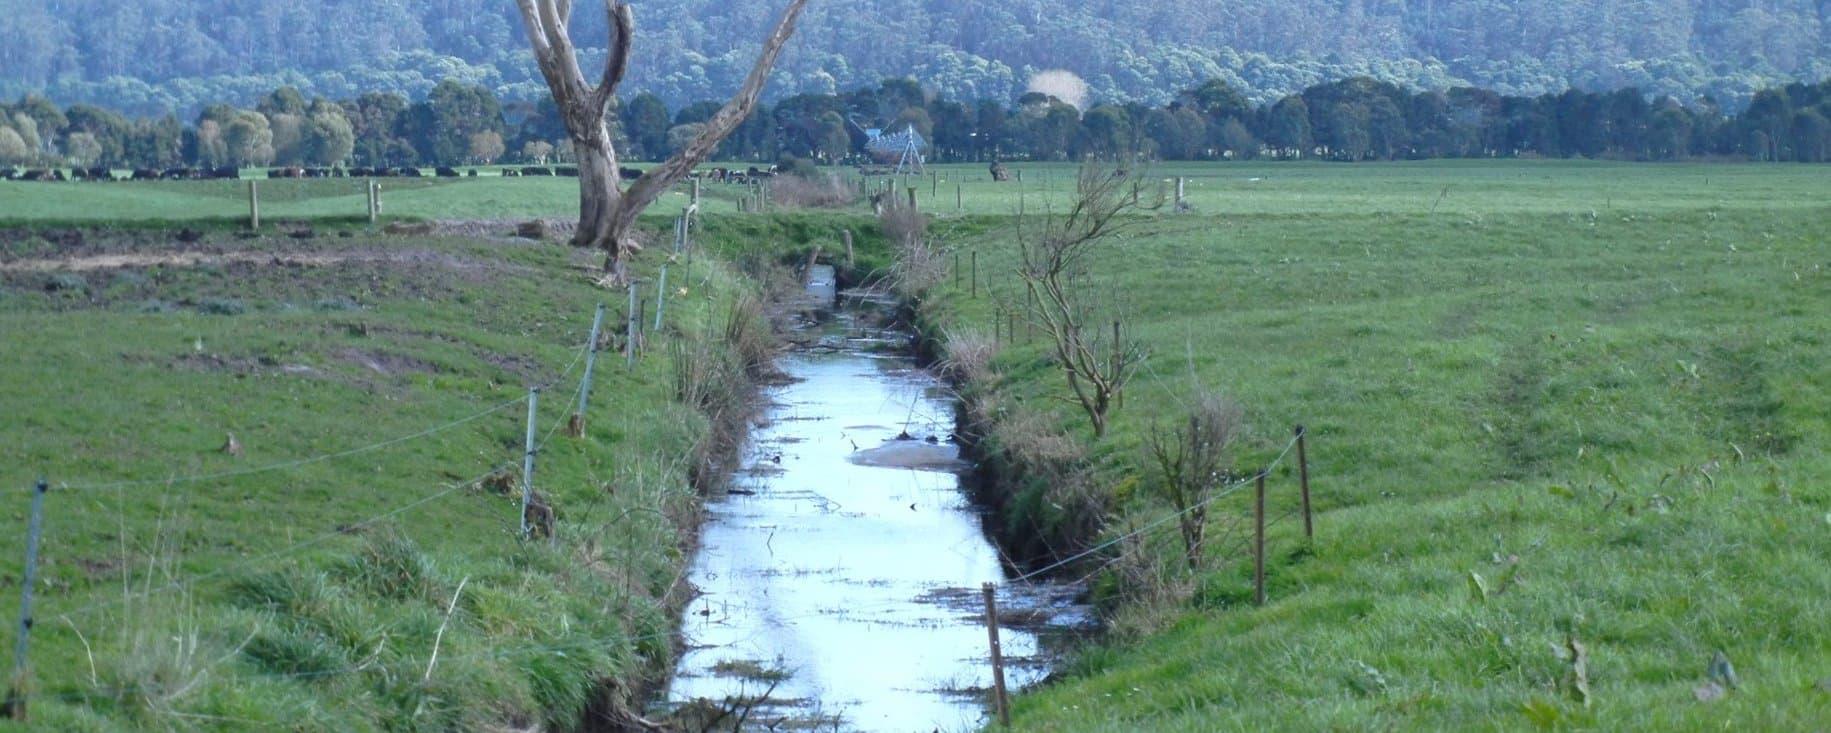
[32,335,596,496]
[1009,432,1304,585]
[5,303,634,716]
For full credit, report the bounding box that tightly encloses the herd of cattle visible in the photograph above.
[1,163,782,183]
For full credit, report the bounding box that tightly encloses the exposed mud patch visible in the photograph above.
[335,348,442,376]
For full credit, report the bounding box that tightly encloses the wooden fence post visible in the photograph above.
[247,180,260,230]
[1297,425,1313,539]
[1254,471,1267,606]
[982,583,1011,727]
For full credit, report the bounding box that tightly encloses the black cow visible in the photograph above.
[501,168,521,177]
[160,167,194,180]
[555,166,579,177]
[208,166,239,179]
[521,166,553,176]
[397,167,423,177]
[466,169,478,177]
[349,167,374,177]
[435,166,459,177]
[131,168,160,181]
[619,166,643,180]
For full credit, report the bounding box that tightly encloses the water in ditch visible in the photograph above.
[665,287,1089,732]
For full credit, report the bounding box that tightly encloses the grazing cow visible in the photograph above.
[0,168,17,180]
[131,168,159,181]
[989,160,1010,182]
[618,166,643,180]
[521,166,552,176]
[501,168,521,177]
[349,167,373,177]
[397,167,423,177]
[160,167,194,180]
[304,167,330,178]
[556,166,579,177]
[208,166,239,179]
[331,167,346,178]
[435,166,459,177]
[20,169,49,181]
[466,169,478,177]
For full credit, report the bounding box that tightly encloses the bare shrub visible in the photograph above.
[1016,158,1163,437]
[767,173,857,209]
[1143,392,1245,572]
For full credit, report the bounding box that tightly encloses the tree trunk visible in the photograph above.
[515,0,805,286]
[570,123,631,281]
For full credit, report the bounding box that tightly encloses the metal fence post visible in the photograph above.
[6,480,48,721]
[247,180,260,230]
[520,390,538,539]
[569,303,607,437]
[654,265,669,332]
[626,283,639,369]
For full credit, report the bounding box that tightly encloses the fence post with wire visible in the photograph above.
[4,307,612,715]
[5,479,47,721]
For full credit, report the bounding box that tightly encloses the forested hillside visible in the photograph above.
[3,0,1829,116]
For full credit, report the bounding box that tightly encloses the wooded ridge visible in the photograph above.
[2,0,1828,116]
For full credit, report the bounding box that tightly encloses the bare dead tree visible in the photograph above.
[1144,392,1243,571]
[513,0,809,284]
[1016,159,1163,438]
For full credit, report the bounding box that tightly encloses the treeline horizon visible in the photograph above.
[6,75,1831,173]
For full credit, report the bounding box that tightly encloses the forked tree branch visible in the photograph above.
[589,2,635,114]
[621,0,808,211]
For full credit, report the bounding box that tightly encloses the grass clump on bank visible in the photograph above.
[920,161,1831,730]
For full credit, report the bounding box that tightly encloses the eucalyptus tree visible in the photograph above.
[512,0,809,283]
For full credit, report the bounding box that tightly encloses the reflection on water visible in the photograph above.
[667,350,1081,732]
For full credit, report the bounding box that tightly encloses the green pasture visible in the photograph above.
[0,211,803,729]
[2,160,1829,730]
[919,162,1831,729]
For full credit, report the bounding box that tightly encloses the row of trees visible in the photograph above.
[10,76,1831,169]
[0,81,512,169]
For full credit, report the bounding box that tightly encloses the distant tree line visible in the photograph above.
[8,76,1831,171]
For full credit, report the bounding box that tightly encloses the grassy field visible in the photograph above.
[911,161,1831,730]
[0,178,851,729]
[3,162,1828,730]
